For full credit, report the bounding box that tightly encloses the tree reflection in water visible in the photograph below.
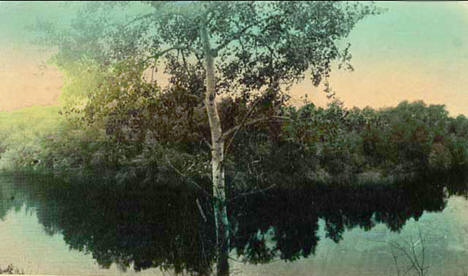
[4,173,467,275]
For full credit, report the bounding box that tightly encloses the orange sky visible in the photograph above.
[0,47,62,112]
[1,2,468,116]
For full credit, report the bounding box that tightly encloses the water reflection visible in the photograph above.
[1,173,467,275]
[231,185,440,262]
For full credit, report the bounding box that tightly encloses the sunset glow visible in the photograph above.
[1,2,468,115]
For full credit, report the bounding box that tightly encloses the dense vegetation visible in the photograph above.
[1,59,468,187]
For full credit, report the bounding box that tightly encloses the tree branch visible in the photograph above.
[196,198,208,222]
[125,13,154,28]
[214,22,257,54]
[164,154,212,198]
[143,45,196,64]
[228,184,277,201]
[223,96,263,154]
[180,49,192,79]
[222,115,291,152]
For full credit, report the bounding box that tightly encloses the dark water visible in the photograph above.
[0,173,467,275]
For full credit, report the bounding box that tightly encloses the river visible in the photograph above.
[0,173,467,275]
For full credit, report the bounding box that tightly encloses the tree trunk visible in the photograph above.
[200,24,230,276]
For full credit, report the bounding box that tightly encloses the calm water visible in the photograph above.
[0,173,467,276]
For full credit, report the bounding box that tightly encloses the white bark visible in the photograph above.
[200,21,230,276]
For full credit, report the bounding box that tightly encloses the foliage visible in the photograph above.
[2,1,467,187]
[35,1,379,110]
[0,106,61,171]
[3,87,468,186]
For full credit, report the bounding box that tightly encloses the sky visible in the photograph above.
[1,2,468,116]
[303,2,468,116]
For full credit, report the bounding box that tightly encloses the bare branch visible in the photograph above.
[125,13,154,28]
[223,97,263,154]
[203,139,212,150]
[164,154,212,198]
[388,230,430,276]
[221,115,290,143]
[196,198,208,222]
[143,45,196,64]
[228,184,277,201]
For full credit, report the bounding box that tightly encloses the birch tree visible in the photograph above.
[38,2,377,275]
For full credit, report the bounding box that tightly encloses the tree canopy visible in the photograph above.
[38,2,377,101]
